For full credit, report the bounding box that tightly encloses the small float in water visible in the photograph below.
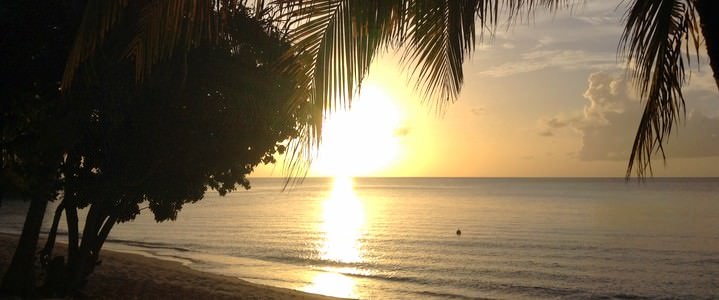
[456,228,462,236]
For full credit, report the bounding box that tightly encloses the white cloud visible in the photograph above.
[581,72,636,123]
[471,0,627,78]
[574,16,617,26]
[477,50,621,77]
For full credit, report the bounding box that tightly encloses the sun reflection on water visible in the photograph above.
[320,177,365,263]
[304,272,357,299]
[304,177,365,298]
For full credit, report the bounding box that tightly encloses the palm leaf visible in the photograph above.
[276,0,574,177]
[277,0,406,177]
[124,0,218,82]
[620,0,701,177]
[62,0,218,90]
[401,0,480,110]
[61,0,128,90]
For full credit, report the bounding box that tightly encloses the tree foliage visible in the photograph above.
[619,0,711,177]
[0,0,83,295]
[1,1,308,296]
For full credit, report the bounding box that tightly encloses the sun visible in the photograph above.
[311,84,404,177]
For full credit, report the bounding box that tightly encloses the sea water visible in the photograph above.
[1,178,718,299]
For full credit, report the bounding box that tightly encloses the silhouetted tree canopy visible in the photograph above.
[0,0,74,202]
[1,1,308,296]
[1,0,84,295]
[64,6,300,222]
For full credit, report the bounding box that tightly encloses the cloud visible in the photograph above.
[545,116,574,129]
[577,109,637,160]
[477,50,620,78]
[471,0,627,79]
[668,113,719,157]
[471,107,484,116]
[539,71,719,160]
[538,130,554,137]
[574,16,617,26]
[537,113,584,136]
[534,36,554,49]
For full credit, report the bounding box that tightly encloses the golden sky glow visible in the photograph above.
[310,85,404,177]
[253,0,719,178]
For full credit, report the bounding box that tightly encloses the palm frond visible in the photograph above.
[278,0,576,119]
[620,0,701,177]
[401,1,479,111]
[125,0,218,82]
[62,0,218,90]
[61,0,129,90]
[400,0,574,110]
[276,0,577,178]
[276,0,406,177]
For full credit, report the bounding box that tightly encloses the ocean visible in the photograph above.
[1,177,718,299]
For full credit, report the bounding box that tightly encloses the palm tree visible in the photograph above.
[621,0,718,176]
[277,0,719,177]
[61,0,276,89]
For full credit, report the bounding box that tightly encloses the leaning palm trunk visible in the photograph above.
[38,200,70,296]
[33,197,120,296]
[65,201,118,293]
[0,197,49,296]
[39,200,66,264]
[695,0,719,89]
[65,203,81,276]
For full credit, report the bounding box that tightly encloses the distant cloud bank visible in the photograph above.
[539,72,719,161]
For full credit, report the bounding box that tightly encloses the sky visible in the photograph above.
[254,0,719,178]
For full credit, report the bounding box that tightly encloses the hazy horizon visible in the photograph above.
[249,175,719,179]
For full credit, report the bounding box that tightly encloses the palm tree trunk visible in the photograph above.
[0,196,48,296]
[63,204,80,296]
[696,0,719,90]
[66,204,80,265]
[40,200,65,263]
[68,201,117,293]
[68,203,102,292]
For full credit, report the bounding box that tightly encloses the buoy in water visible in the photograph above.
[456,229,462,236]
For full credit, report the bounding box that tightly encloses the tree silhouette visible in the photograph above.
[1,1,308,296]
[53,1,719,176]
[0,0,80,295]
[620,0,718,176]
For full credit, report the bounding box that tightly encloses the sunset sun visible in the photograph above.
[312,84,404,177]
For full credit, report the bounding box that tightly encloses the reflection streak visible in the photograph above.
[304,177,365,298]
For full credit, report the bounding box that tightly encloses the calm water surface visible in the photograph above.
[1,178,718,299]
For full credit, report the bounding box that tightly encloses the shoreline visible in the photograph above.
[0,233,341,299]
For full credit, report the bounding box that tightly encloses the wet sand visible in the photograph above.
[0,233,340,299]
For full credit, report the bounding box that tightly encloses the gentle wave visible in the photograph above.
[2,178,718,299]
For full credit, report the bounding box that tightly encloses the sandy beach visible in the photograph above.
[0,234,339,299]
